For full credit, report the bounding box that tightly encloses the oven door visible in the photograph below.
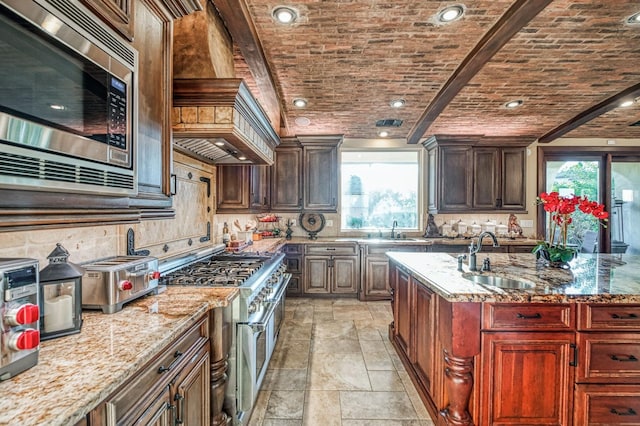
[236,301,276,415]
[270,273,291,344]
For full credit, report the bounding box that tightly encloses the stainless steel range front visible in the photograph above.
[160,245,290,425]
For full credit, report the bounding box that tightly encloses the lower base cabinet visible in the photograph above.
[90,313,211,425]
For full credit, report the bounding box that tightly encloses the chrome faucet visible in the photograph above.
[390,220,398,239]
[468,231,499,271]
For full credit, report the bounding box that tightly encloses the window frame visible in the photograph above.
[339,142,426,234]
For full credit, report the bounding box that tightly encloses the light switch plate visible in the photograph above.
[326,219,334,227]
[520,219,533,228]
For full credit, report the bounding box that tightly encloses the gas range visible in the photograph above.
[159,245,290,425]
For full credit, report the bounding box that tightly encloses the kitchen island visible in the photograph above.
[388,252,640,425]
[0,287,238,426]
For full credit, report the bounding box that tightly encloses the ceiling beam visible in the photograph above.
[538,83,640,143]
[212,0,283,134]
[406,0,553,144]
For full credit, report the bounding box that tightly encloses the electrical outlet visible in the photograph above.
[290,219,296,226]
[326,219,334,227]
[520,219,534,228]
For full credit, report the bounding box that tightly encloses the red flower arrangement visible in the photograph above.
[533,191,608,264]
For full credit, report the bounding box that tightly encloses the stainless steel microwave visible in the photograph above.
[0,0,137,196]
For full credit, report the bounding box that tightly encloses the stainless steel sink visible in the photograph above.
[463,274,536,290]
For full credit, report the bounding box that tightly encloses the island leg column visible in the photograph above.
[210,307,230,425]
[438,300,481,426]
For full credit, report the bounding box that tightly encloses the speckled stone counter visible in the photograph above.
[387,252,640,303]
[0,287,238,426]
[283,235,538,246]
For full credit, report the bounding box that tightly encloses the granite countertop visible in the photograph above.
[387,252,640,304]
[283,236,538,246]
[0,287,238,426]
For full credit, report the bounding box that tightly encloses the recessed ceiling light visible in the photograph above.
[504,100,524,109]
[49,104,66,110]
[214,141,225,146]
[378,130,390,137]
[626,11,640,24]
[293,98,307,108]
[273,6,298,24]
[390,99,405,108]
[620,99,635,108]
[437,5,464,23]
[238,156,247,161]
[295,117,311,126]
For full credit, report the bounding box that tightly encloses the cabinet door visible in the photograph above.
[134,385,173,426]
[250,165,271,211]
[332,256,358,294]
[271,147,303,210]
[480,331,574,426]
[501,148,526,209]
[364,257,391,300]
[392,266,413,355]
[304,257,331,294]
[413,284,436,395]
[174,345,210,426]
[304,145,338,212]
[81,0,134,41]
[129,0,173,212]
[216,166,250,211]
[286,273,303,296]
[439,147,472,210]
[472,148,499,209]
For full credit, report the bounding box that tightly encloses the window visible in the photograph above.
[341,150,420,231]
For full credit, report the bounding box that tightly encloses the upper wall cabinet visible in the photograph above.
[424,135,529,213]
[216,165,270,213]
[81,0,135,41]
[271,135,343,213]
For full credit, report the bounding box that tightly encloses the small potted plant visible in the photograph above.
[533,192,608,268]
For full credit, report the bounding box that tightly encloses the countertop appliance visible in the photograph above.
[0,258,40,381]
[81,256,160,314]
[0,0,137,196]
[160,245,290,425]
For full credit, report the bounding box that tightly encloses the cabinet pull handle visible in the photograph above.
[158,350,184,374]
[516,313,542,319]
[569,343,578,367]
[610,408,637,416]
[611,313,639,319]
[610,354,638,362]
[326,248,336,251]
[174,393,185,424]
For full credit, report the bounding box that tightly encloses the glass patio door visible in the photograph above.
[611,161,639,254]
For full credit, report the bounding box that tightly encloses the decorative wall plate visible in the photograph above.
[299,213,325,240]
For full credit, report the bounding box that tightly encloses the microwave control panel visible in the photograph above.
[108,76,127,150]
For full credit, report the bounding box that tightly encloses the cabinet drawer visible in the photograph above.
[284,255,303,273]
[575,384,640,425]
[577,332,640,382]
[106,314,209,424]
[283,244,304,254]
[306,244,357,255]
[578,304,640,331]
[482,303,574,330]
[366,244,427,255]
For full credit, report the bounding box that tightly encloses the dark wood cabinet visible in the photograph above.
[271,142,304,211]
[303,244,358,295]
[302,142,339,211]
[271,135,342,212]
[480,331,575,425]
[360,244,426,301]
[216,165,270,212]
[391,266,412,355]
[82,0,135,41]
[283,244,303,296]
[413,284,437,396]
[424,135,528,213]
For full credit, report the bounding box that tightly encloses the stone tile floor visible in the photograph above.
[247,297,436,426]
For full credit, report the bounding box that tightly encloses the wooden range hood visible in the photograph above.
[171,3,280,165]
[172,78,280,165]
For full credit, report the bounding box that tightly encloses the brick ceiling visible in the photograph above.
[231,0,640,142]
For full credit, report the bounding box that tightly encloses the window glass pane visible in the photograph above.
[545,160,601,251]
[611,162,638,254]
[341,150,419,230]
